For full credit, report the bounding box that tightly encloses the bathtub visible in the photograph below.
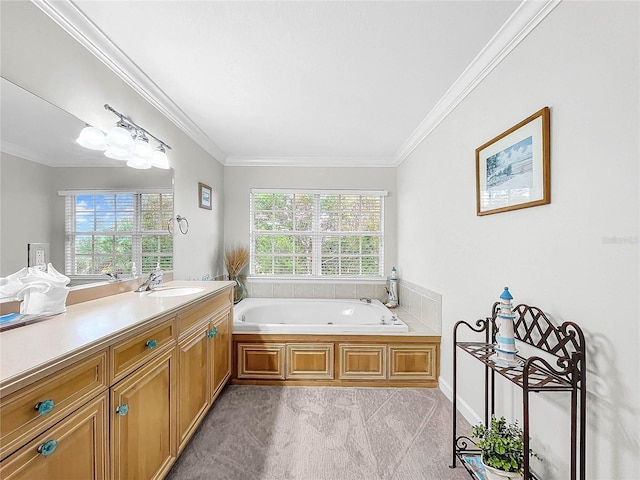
[233,298,409,334]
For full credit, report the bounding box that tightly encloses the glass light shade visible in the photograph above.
[104,145,133,161]
[106,125,134,148]
[132,137,152,159]
[76,126,106,150]
[126,157,152,169]
[151,149,170,169]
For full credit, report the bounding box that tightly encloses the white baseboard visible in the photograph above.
[439,377,483,426]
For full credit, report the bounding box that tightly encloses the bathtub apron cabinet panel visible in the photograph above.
[177,322,210,453]
[233,335,440,387]
[237,344,286,379]
[338,345,386,380]
[110,347,177,480]
[388,345,438,380]
[210,311,232,401]
[286,344,334,379]
[0,391,108,480]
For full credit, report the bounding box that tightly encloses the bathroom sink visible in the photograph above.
[147,287,205,298]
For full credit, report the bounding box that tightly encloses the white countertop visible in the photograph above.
[0,281,233,395]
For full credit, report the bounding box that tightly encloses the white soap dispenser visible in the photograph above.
[154,262,164,287]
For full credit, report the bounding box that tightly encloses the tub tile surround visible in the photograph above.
[247,279,388,302]
[397,280,442,334]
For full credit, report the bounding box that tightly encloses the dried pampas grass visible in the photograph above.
[225,246,249,278]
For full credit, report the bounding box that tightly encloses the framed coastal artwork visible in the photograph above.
[198,182,212,210]
[476,107,550,216]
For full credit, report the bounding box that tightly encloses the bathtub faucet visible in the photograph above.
[359,297,372,303]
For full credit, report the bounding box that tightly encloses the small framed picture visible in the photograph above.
[476,107,550,216]
[198,182,212,210]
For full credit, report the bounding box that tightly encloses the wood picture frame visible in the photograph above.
[476,107,550,216]
[198,182,212,210]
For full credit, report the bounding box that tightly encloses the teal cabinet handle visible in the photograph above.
[145,339,157,349]
[207,328,218,338]
[116,404,129,416]
[37,439,57,456]
[34,399,55,415]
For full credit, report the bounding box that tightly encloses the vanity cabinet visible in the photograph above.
[0,350,108,460]
[176,290,232,453]
[177,322,210,453]
[0,283,234,480]
[210,310,232,399]
[110,347,177,480]
[0,380,108,480]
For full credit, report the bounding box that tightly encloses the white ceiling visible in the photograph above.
[35,1,558,167]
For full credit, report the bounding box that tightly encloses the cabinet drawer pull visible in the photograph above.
[207,328,218,338]
[145,339,157,349]
[37,439,58,456]
[116,404,129,416]
[34,399,55,415]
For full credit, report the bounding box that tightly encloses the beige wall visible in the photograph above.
[0,2,225,280]
[397,2,639,479]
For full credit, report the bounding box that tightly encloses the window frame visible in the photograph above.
[60,188,173,280]
[249,188,386,279]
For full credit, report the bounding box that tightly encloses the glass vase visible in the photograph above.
[230,275,247,304]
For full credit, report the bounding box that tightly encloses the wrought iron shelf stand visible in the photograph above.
[450,302,586,480]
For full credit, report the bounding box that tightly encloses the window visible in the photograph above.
[250,189,385,278]
[62,190,173,277]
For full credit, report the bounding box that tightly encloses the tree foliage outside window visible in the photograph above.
[250,190,384,277]
[64,191,173,277]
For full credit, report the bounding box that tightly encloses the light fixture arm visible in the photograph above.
[104,104,172,150]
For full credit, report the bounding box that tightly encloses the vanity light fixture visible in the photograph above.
[76,125,107,150]
[76,104,172,169]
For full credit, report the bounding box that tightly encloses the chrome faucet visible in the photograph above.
[359,297,372,303]
[105,272,120,282]
[135,271,163,292]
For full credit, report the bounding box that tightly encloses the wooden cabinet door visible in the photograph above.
[0,392,108,480]
[236,344,286,380]
[111,348,177,480]
[210,312,231,401]
[286,344,334,379]
[388,345,437,380]
[338,344,386,379]
[177,323,210,453]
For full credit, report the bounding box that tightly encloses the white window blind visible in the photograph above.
[61,190,173,277]
[250,189,385,278]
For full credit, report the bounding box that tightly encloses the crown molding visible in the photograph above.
[224,156,396,168]
[393,0,561,166]
[1,141,53,166]
[32,0,228,165]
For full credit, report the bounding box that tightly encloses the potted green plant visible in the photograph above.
[471,415,525,480]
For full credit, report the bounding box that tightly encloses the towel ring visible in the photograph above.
[167,215,189,235]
